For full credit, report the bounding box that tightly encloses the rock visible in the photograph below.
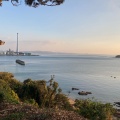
[114,102,120,107]
[86,92,92,94]
[115,55,120,58]
[72,88,79,90]
[78,91,92,95]
[78,91,88,95]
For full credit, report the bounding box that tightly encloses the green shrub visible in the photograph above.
[0,72,72,110]
[24,99,39,107]
[13,77,72,110]
[0,72,14,80]
[0,80,19,103]
[54,93,73,110]
[0,72,23,93]
[74,99,115,120]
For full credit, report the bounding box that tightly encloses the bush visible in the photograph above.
[0,72,14,80]
[74,99,115,120]
[54,93,73,110]
[0,72,71,110]
[0,80,19,103]
[19,78,72,109]
[24,99,39,107]
[0,72,23,95]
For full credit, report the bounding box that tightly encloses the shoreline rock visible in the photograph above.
[78,91,92,95]
[72,88,79,90]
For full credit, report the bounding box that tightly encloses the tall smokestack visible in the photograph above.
[16,33,18,55]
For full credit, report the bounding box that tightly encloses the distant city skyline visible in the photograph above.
[0,0,120,55]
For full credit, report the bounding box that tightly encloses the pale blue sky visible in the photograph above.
[0,0,120,54]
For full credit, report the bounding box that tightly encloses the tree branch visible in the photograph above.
[1,0,64,7]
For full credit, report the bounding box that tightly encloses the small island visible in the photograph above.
[115,55,120,58]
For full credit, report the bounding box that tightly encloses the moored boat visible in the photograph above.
[16,59,25,65]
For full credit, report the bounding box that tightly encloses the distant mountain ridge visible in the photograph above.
[22,51,76,56]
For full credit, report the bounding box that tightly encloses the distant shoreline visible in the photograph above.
[0,55,39,56]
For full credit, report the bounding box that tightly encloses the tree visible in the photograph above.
[0,0,65,7]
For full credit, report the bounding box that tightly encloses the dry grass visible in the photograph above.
[0,102,87,120]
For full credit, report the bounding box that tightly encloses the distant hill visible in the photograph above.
[22,51,76,56]
[115,55,120,58]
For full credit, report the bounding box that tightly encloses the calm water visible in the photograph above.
[0,54,120,104]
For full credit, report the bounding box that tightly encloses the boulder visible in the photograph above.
[78,91,92,95]
[115,55,120,58]
[72,88,79,90]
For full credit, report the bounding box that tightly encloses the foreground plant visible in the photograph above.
[74,99,115,120]
[0,80,19,104]
[0,72,117,120]
[0,72,72,110]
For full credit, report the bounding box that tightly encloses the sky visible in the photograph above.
[0,0,120,55]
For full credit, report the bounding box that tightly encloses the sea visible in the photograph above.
[0,53,120,105]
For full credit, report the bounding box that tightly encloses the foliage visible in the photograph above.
[0,72,14,80]
[1,0,65,8]
[0,72,22,90]
[0,72,72,110]
[19,79,48,106]
[0,40,5,45]
[0,80,19,103]
[24,98,39,107]
[0,72,23,93]
[74,99,115,120]
[54,93,73,110]
[0,72,118,120]
[18,78,72,110]
[1,112,24,120]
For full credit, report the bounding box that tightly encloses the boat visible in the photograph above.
[16,59,25,65]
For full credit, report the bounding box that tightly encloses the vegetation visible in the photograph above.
[0,0,65,7]
[0,72,72,110]
[2,112,25,120]
[74,99,115,120]
[0,72,117,120]
[0,79,19,103]
[0,40,5,45]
